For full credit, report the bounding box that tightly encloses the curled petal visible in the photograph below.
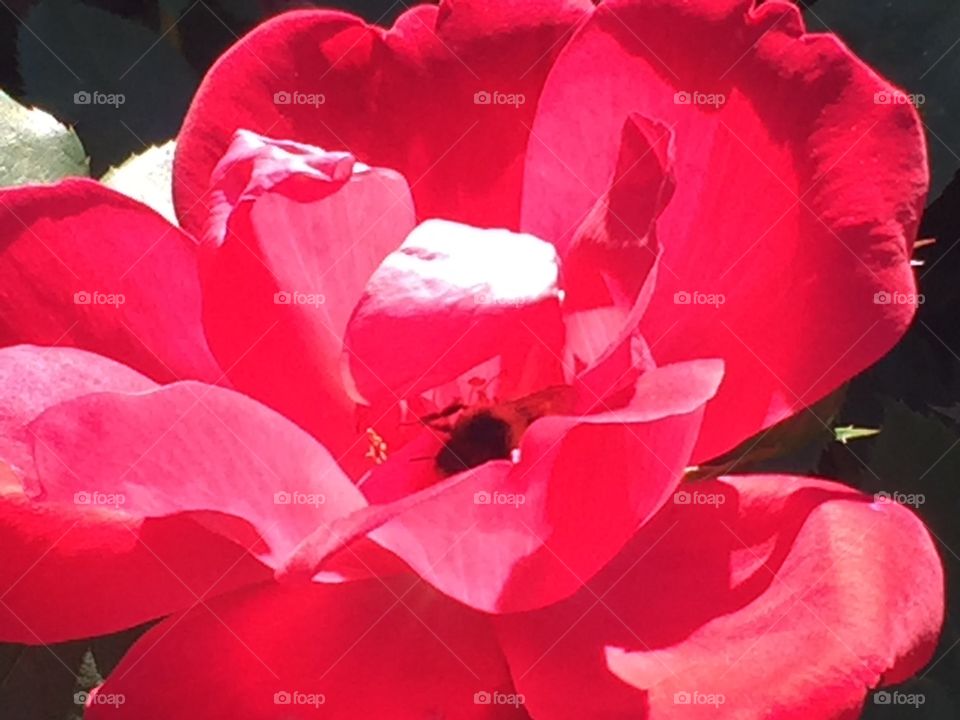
[559,113,674,313]
[198,131,416,467]
[496,475,944,719]
[342,220,565,404]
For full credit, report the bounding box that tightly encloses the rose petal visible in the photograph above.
[196,131,415,467]
[0,467,271,643]
[342,219,565,404]
[202,129,360,248]
[560,114,674,313]
[0,345,155,479]
[523,0,926,462]
[28,381,367,568]
[0,346,268,642]
[86,578,524,719]
[558,114,674,398]
[495,475,944,719]
[0,179,222,383]
[174,0,593,237]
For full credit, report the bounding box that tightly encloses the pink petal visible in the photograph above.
[0,346,268,642]
[0,179,223,383]
[522,0,926,462]
[27,381,368,569]
[496,475,944,719]
[0,345,155,478]
[558,114,675,401]
[342,220,565,404]
[197,131,415,468]
[559,114,674,313]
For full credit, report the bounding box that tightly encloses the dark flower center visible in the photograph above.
[435,409,515,476]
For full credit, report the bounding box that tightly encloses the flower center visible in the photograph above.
[435,409,515,475]
[426,384,576,477]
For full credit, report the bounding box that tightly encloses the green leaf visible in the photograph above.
[833,424,881,444]
[0,640,88,720]
[685,387,845,480]
[101,140,177,224]
[17,0,198,174]
[0,89,88,186]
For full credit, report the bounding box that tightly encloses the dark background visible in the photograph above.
[1,0,959,717]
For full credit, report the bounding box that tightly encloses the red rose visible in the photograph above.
[0,1,942,718]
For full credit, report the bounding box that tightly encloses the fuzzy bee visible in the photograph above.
[420,385,576,476]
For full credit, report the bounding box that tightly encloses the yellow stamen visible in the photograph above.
[364,427,388,465]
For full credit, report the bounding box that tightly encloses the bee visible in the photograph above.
[420,385,577,476]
